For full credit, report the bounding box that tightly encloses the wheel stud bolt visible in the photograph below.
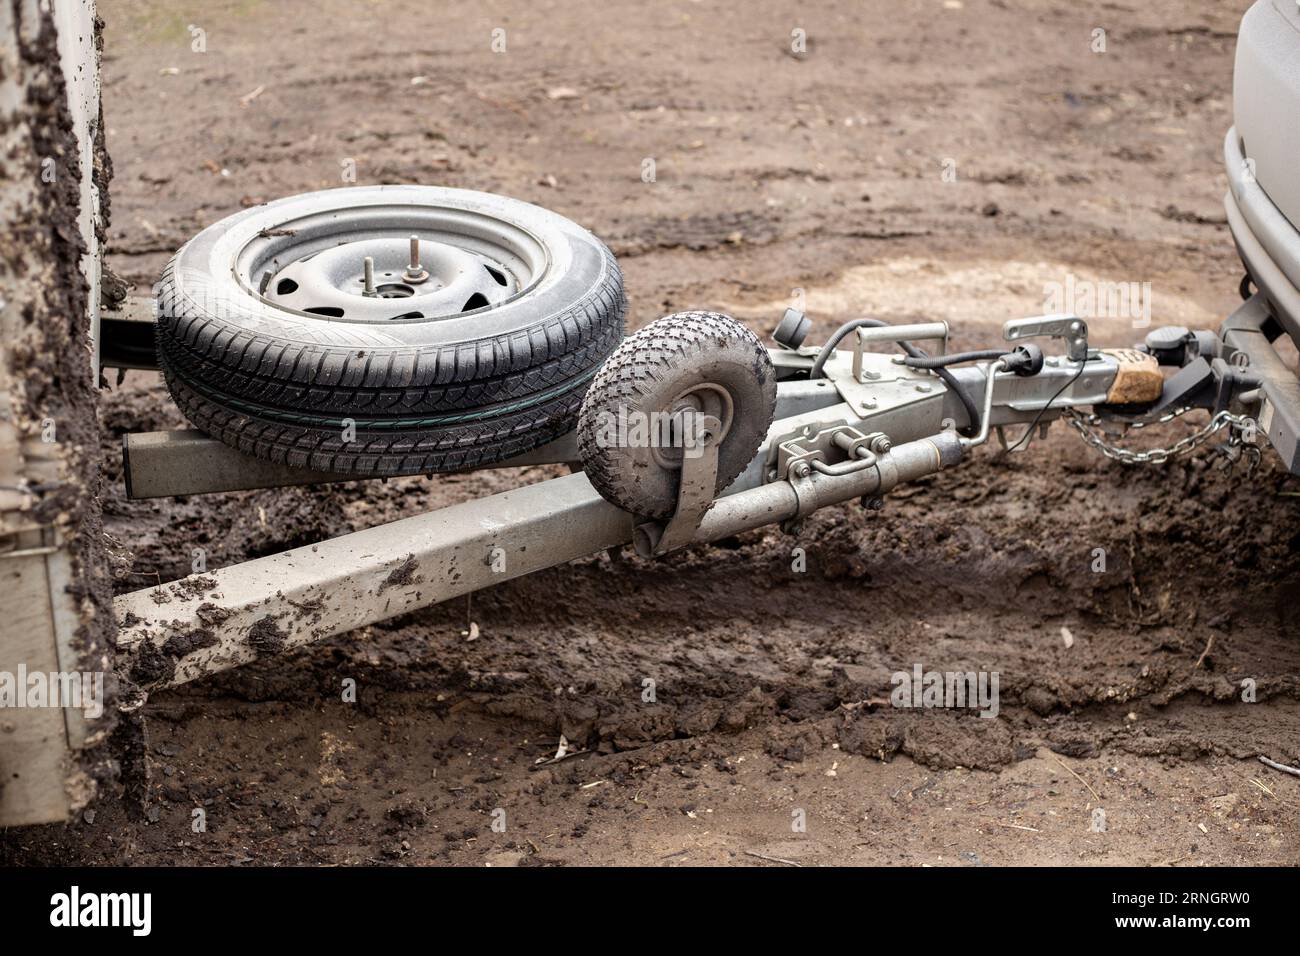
[404,234,430,283]
[362,256,376,296]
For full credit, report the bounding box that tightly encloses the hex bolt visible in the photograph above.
[869,435,892,454]
[861,496,885,511]
[403,234,430,283]
[792,461,812,479]
[362,256,377,296]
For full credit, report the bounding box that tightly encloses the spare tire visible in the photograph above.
[155,185,625,475]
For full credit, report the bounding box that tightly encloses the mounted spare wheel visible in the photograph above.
[155,185,625,475]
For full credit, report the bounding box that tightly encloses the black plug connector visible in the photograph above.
[1001,343,1044,377]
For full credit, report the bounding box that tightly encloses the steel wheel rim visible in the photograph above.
[233,204,549,324]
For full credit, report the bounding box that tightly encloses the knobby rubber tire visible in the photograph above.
[577,311,777,518]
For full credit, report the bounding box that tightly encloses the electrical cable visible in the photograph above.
[807,318,986,437]
[808,318,888,378]
[903,349,1009,369]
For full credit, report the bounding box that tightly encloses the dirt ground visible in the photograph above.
[5,0,1300,866]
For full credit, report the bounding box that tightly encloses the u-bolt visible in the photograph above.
[811,446,878,476]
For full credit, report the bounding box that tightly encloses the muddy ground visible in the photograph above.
[5,0,1300,865]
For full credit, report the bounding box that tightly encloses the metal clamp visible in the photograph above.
[774,424,886,480]
[782,465,820,532]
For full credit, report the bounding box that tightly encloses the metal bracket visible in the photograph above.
[770,424,890,534]
[822,348,946,421]
[994,421,1049,454]
[775,428,828,481]
[852,321,948,381]
[775,424,886,481]
[769,421,863,478]
[634,412,721,557]
[770,424,895,531]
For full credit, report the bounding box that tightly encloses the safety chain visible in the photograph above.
[1124,406,1194,429]
[1064,408,1254,466]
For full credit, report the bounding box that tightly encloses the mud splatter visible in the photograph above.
[379,555,420,592]
[160,628,218,659]
[246,616,288,657]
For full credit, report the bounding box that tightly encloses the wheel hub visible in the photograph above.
[264,234,515,320]
[651,382,735,469]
